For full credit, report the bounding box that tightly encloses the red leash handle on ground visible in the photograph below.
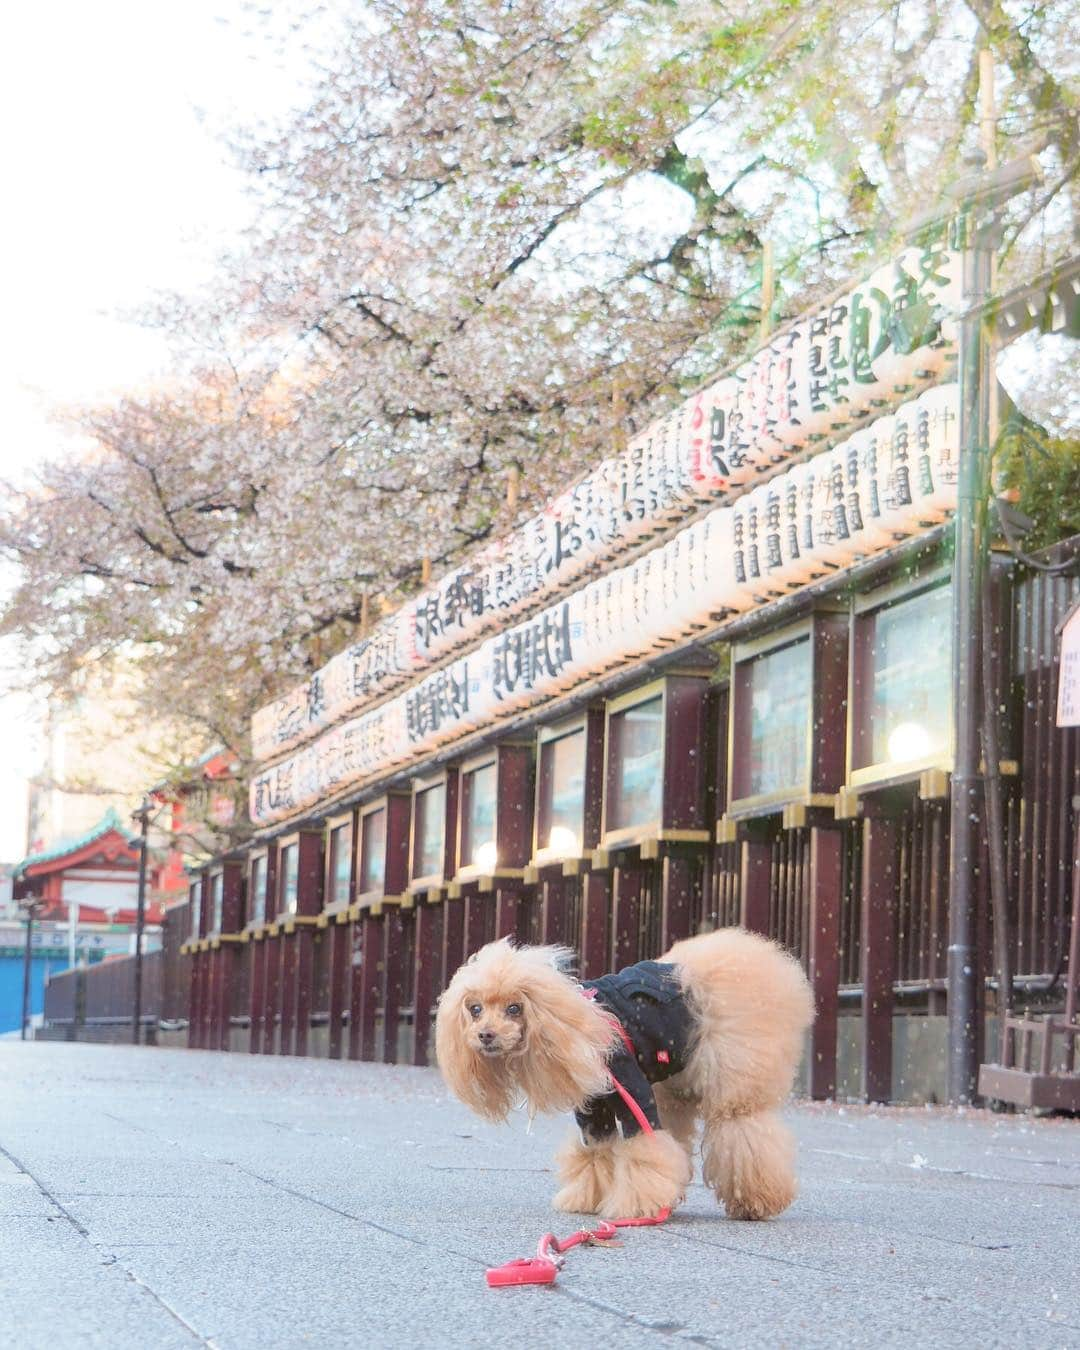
[486,1209,671,1288]
[486,1038,670,1289]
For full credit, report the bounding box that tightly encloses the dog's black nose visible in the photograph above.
[478,1029,496,1046]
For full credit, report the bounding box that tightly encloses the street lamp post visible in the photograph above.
[19,899,39,1041]
[131,796,152,1045]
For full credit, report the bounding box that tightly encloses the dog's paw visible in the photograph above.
[600,1129,692,1219]
[552,1135,616,1214]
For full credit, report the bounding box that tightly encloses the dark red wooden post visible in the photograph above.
[293,929,316,1057]
[352,912,383,1061]
[412,899,445,1066]
[263,938,281,1054]
[740,836,772,935]
[382,906,407,1064]
[610,865,640,970]
[442,897,465,989]
[807,825,843,1100]
[861,814,898,1102]
[463,887,489,958]
[279,934,298,1055]
[580,871,610,978]
[327,921,350,1059]
[661,854,694,950]
[661,674,710,833]
[540,876,568,946]
[210,948,224,1051]
[188,957,200,1049]
[495,881,524,941]
[249,937,266,1054]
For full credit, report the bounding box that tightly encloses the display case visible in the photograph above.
[247,848,273,929]
[848,574,953,790]
[205,859,244,937]
[599,673,711,854]
[323,810,356,919]
[532,710,604,869]
[408,771,458,895]
[725,612,848,822]
[453,743,533,884]
[270,829,323,927]
[354,792,411,910]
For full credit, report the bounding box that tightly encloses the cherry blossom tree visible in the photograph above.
[2,0,1075,813]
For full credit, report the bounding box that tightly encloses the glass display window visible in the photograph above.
[326,816,353,910]
[249,852,268,927]
[189,880,202,940]
[278,841,299,916]
[535,723,587,861]
[850,578,953,786]
[459,758,498,873]
[412,779,447,883]
[210,871,224,933]
[604,692,664,837]
[731,637,812,806]
[358,804,387,896]
[726,611,848,820]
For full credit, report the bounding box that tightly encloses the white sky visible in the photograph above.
[0,1,314,860]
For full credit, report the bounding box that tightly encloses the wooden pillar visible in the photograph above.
[861,814,898,1103]
[293,929,316,1057]
[807,826,843,1100]
[463,888,488,959]
[382,907,406,1064]
[249,939,266,1054]
[351,913,383,1062]
[495,882,524,942]
[186,955,199,1049]
[540,876,568,946]
[661,854,694,950]
[327,922,350,1059]
[195,954,208,1049]
[262,937,280,1055]
[442,897,465,989]
[740,837,773,936]
[279,936,297,1055]
[580,872,609,978]
[610,865,640,971]
[207,952,219,1049]
[412,900,444,1067]
[214,948,229,1051]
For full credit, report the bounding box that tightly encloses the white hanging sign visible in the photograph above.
[251,231,961,767]
[250,386,961,825]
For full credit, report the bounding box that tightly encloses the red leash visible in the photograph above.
[486,1017,671,1288]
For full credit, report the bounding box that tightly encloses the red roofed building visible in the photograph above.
[12,806,165,932]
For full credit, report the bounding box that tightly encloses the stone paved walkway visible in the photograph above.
[1,1041,1078,1348]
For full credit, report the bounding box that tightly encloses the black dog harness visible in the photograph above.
[576,960,695,1140]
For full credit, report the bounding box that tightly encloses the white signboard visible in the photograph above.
[250,385,960,825]
[251,232,961,766]
[1057,602,1080,727]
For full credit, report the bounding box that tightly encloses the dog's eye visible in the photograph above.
[505,1003,522,1017]
[468,1003,482,1019]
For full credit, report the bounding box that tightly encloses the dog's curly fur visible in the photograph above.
[435,927,814,1220]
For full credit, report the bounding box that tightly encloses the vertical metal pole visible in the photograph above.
[947,213,994,1104]
[20,907,34,1041]
[132,800,150,1045]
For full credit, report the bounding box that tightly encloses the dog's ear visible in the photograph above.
[434,964,518,1122]
[511,955,618,1116]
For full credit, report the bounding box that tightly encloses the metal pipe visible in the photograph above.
[132,797,151,1045]
[947,209,995,1104]
[980,563,1013,1021]
[20,906,34,1041]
